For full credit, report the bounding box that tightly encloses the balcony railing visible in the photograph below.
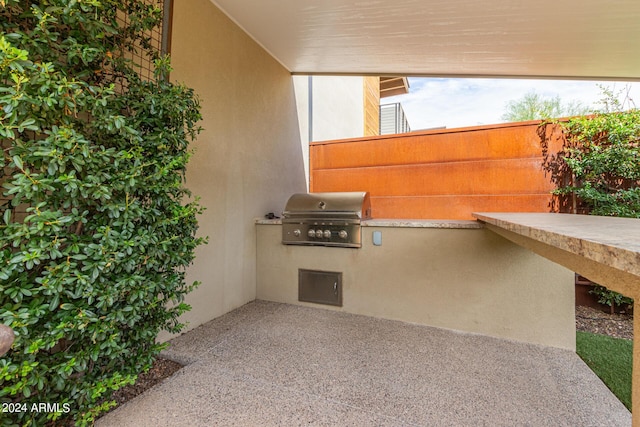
[379,102,411,134]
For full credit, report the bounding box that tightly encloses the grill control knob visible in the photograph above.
[315,229,324,238]
[307,229,316,238]
[323,230,331,239]
[338,230,348,239]
[293,229,301,237]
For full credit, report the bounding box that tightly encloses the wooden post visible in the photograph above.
[634,310,640,426]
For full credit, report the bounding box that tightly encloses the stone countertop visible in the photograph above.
[362,219,481,229]
[473,212,640,278]
[255,218,482,229]
[255,218,283,225]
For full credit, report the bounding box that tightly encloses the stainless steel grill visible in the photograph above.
[282,192,371,248]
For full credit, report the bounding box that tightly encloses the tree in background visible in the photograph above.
[502,90,590,121]
[593,84,637,113]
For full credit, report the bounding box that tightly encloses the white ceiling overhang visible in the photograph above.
[210,0,640,80]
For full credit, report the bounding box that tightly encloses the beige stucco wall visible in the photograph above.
[256,223,576,350]
[166,0,306,337]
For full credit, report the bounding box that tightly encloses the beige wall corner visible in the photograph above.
[257,224,576,350]
[163,0,306,339]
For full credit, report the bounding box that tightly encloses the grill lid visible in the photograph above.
[283,192,371,220]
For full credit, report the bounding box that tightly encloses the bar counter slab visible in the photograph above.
[473,212,640,427]
[473,213,640,297]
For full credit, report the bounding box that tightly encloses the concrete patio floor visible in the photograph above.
[96,300,630,426]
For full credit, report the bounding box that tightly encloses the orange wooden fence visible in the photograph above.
[310,121,563,220]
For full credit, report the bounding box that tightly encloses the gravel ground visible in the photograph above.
[575,305,633,340]
[102,305,633,418]
[108,358,183,410]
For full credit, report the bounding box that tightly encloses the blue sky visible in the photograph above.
[383,78,640,131]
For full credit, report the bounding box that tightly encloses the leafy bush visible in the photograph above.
[554,88,640,218]
[589,285,634,311]
[1,1,205,425]
[543,87,638,311]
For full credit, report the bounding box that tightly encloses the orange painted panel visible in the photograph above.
[309,121,564,220]
[371,195,554,220]
[311,122,547,170]
[311,158,553,196]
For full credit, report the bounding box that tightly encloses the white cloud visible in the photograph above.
[384,78,640,131]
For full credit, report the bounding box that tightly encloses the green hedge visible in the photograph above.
[1,1,205,425]
[555,89,640,218]
[544,87,639,310]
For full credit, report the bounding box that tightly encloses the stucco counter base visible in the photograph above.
[256,220,575,350]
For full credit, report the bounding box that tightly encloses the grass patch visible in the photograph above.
[576,331,632,411]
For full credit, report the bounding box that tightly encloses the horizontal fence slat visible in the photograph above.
[311,122,555,170]
[370,195,554,220]
[311,158,554,196]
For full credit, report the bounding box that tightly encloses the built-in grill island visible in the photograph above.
[282,192,371,248]
[258,195,575,349]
